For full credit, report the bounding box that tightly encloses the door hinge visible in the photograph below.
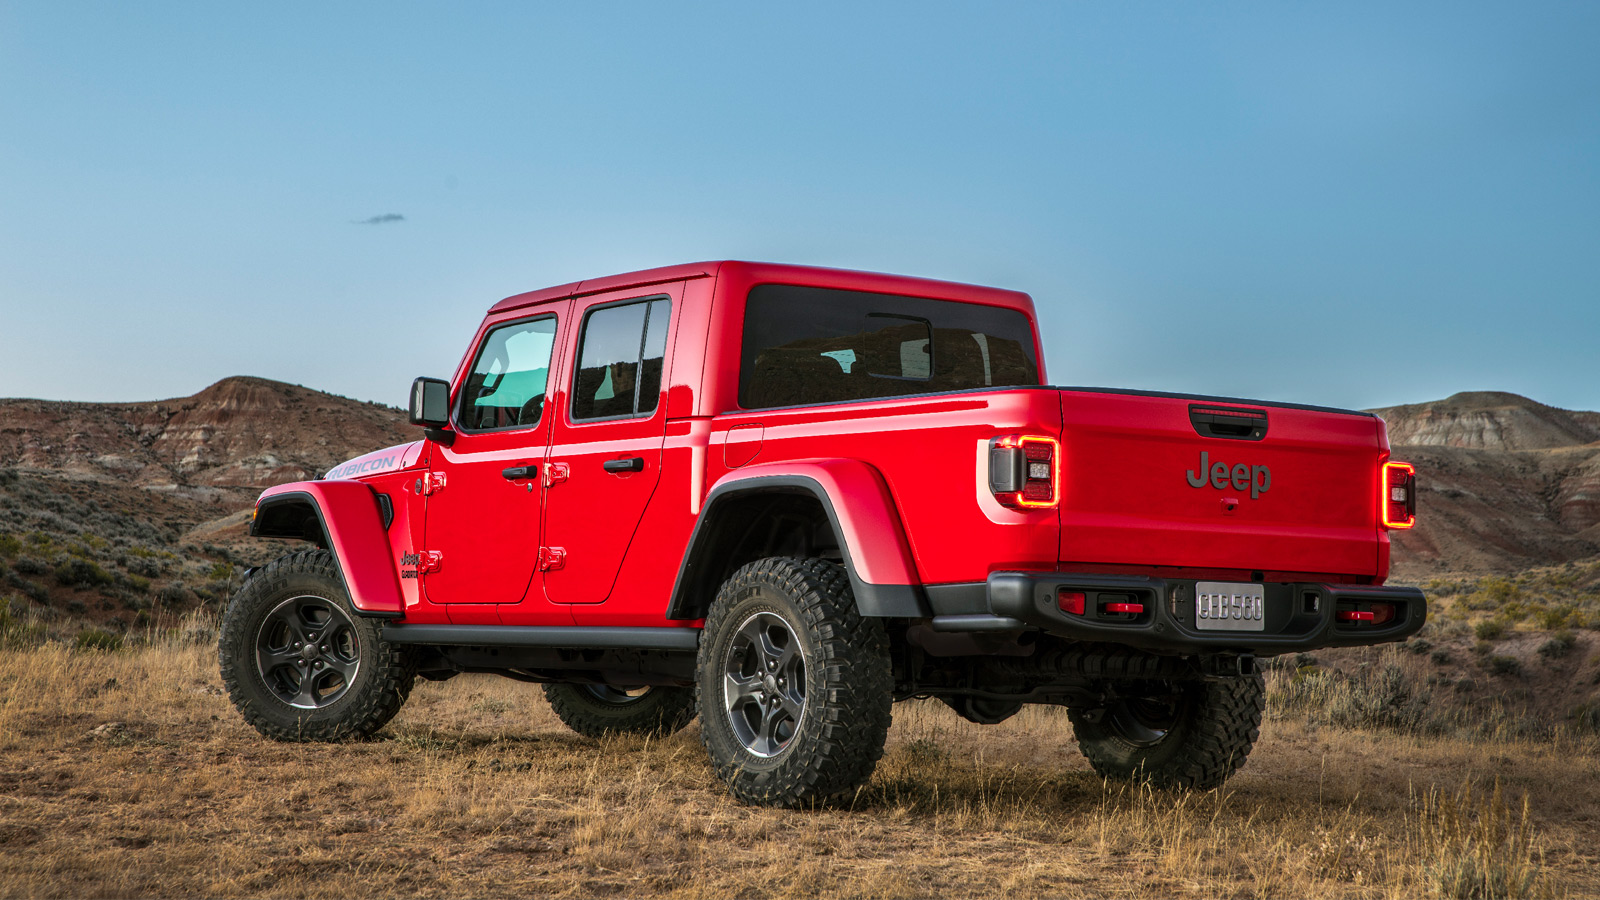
[422,472,448,495]
[543,462,570,488]
[418,550,444,574]
[537,546,567,571]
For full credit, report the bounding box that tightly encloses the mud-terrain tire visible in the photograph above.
[697,557,893,807]
[543,683,697,738]
[1069,673,1264,790]
[219,549,415,741]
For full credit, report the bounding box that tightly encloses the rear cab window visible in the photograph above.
[738,284,1040,410]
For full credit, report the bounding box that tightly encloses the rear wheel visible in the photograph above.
[219,550,415,741]
[542,683,697,738]
[1069,673,1265,789]
[697,557,893,807]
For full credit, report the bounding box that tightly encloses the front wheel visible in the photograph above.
[1069,673,1265,790]
[697,557,893,807]
[542,683,697,738]
[219,550,415,741]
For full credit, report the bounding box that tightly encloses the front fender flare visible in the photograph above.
[251,480,404,617]
[666,459,927,620]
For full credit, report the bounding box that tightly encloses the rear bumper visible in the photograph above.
[933,572,1425,656]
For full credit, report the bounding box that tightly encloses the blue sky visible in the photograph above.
[2,2,1596,412]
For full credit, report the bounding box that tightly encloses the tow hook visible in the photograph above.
[1201,653,1256,679]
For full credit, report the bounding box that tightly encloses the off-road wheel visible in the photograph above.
[543,683,697,738]
[1069,673,1265,790]
[219,549,415,741]
[697,557,892,807]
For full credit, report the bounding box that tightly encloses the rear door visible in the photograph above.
[1057,390,1382,578]
[541,284,680,604]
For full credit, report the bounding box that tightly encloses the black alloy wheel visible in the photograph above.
[722,611,808,758]
[255,594,361,709]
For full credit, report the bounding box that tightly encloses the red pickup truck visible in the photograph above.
[219,261,1424,806]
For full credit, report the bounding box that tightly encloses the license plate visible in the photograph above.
[1194,582,1265,631]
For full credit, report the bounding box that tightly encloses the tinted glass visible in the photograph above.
[739,285,1039,409]
[459,317,557,431]
[572,297,672,421]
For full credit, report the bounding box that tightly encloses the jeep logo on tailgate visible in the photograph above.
[1186,451,1271,499]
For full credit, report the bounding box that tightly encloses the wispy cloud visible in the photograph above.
[353,213,405,225]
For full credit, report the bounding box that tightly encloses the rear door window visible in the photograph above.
[571,297,672,421]
[739,284,1040,410]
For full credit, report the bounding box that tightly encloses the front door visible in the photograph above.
[423,310,563,605]
[542,286,678,604]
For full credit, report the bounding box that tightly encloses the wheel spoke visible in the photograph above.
[724,671,763,709]
[756,702,786,754]
[255,644,298,672]
[321,653,358,685]
[293,669,324,707]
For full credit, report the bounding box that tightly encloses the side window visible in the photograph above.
[458,316,557,432]
[738,284,1040,410]
[572,297,671,421]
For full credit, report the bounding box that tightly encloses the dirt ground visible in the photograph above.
[1,637,1596,899]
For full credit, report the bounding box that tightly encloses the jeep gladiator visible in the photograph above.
[220,260,1425,805]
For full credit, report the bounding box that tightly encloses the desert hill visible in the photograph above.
[1370,391,1600,451]
[0,378,412,629]
[0,376,413,489]
[1373,392,1600,579]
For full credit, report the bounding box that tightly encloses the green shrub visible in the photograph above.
[1474,620,1506,641]
[0,533,21,557]
[54,558,113,588]
[1536,631,1576,660]
[73,629,122,651]
[1485,655,1521,677]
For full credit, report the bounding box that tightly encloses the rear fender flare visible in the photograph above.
[251,481,404,618]
[666,459,927,620]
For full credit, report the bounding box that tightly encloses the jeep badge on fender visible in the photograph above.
[1186,450,1272,499]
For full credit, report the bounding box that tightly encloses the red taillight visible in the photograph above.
[1337,610,1375,623]
[1104,602,1144,614]
[1381,461,1416,529]
[1058,590,1085,615]
[990,435,1060,509]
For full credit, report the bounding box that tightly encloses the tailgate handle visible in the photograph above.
[1189,405,1268,441]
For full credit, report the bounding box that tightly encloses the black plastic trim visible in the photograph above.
[925,582,989,616]
[666,474,931,621]
[931,614,1027,632]
[381,624,700,651]
[987,571,1425,655]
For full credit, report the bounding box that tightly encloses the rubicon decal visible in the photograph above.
[1186,451,1271,499]
[325,453,400,480]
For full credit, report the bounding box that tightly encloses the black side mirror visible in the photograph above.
[409,376,453,432]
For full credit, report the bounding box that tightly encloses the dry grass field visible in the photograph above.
[2,614,1598,899]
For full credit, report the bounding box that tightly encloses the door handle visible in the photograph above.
[602,457,644,474]
[501,465,538,481]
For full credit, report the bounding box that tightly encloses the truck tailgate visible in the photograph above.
[1058,390,1382,578]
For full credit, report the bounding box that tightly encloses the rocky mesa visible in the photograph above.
[0,376,413,489]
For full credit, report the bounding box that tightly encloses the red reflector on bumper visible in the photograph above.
[1337,610,1375,622]
[1058,591,1085,615]
[1104,602,1144,614]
